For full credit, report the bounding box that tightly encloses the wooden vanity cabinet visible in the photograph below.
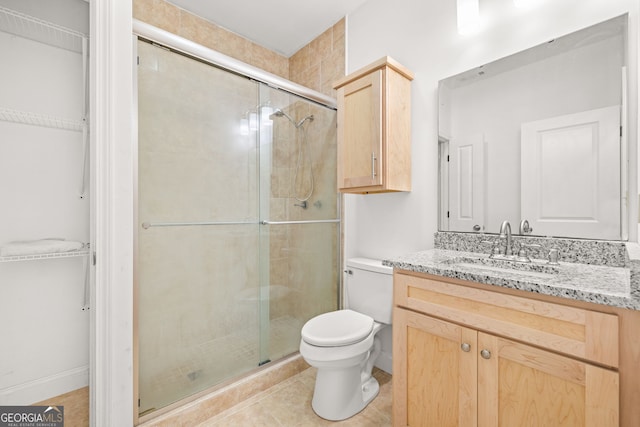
[333,57,413,194]
[393,271,621,427]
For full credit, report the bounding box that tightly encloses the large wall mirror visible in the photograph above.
[438,15,629,240]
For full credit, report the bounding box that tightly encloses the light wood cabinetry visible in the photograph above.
[393,271,621,427]
[333,57,413,194]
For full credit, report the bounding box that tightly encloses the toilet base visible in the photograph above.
[310,365,380,421]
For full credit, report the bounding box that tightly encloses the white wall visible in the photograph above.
[345,0,639,261]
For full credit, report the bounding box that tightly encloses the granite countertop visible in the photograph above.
[384,248,640,311]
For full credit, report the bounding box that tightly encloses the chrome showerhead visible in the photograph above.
[270,108,314,128]
[270,108,290,121]
[297,115,314,128]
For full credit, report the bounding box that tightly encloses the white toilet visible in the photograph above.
[299,257,393,421]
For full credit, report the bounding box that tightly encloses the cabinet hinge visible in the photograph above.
[447,211,450,218]
[92,251,97,266]
[137,56,140,66]
[447,155,450,162]
[621,126,623,137]
[138,398,141,407]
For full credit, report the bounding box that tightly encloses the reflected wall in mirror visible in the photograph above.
[438,15,628,240]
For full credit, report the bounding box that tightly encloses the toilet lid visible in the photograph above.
[301,309,374,347]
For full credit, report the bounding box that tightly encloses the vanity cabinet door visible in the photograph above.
[393,307,477,427]
[478,333,619,427]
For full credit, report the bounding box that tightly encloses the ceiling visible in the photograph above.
[167,0,369,58]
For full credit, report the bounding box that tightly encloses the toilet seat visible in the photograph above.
[301,309,373,347]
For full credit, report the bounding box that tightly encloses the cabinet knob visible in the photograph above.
[461,343,471,352]
[480,349,491,359]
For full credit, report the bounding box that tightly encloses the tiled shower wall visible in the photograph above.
[133,0,346,98]
[133,0,345,331]
[288,19,346,96]
[133,0,289,77]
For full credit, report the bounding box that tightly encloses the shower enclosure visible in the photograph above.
[135,37,339,415]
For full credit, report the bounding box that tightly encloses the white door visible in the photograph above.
[449,134,485,232]
[521,106,620,239]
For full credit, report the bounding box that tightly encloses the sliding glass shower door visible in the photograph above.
[136,40,339,416]
[257,84,340,365]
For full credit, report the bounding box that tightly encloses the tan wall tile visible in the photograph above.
[288,18,346,97]
[133,0,181,35]
[177,10,225,51]
[216,27,253,64]
[133,0,289,79]
[289,45,309,76]
[249,44,289,77]
[321,48,346,96]
[309,27,333,66]
[134,0,343,93]
[333,18,346,51]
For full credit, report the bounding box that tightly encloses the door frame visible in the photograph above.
[91,1,135,425]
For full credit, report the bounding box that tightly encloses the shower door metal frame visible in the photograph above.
[132,20,336,110]
[132,20,341,424]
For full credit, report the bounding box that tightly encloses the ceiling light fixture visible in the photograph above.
[457,0,481,35]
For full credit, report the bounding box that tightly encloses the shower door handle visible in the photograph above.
[260,219,341,225]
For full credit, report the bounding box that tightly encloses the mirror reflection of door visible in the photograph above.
[521,105,620,239]
[449,133,486,232]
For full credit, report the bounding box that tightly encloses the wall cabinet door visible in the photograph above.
[334,57,414,194]
[336,69,384,189]
[393,308,619,427]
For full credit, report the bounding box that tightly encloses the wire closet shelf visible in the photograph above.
[0,6,90,197]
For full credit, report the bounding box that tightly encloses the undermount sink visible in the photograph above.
[444,255,560,279]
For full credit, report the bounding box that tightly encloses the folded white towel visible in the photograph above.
[0,239,84,257]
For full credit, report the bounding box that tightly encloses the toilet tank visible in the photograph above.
[345,257,394,324]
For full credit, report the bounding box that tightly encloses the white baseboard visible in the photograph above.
[0,366,89,405]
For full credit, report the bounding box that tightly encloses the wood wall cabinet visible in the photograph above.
[333,57,414,194]
[393,271,624,427]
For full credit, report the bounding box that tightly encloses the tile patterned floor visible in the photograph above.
[197,367,392,427]
[37,365,392,426]
[141,316,304,413]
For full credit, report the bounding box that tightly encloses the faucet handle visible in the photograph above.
[515,243,541,262]
[481,240,501,258]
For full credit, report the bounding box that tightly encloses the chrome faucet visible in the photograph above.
[499,220,513,256]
